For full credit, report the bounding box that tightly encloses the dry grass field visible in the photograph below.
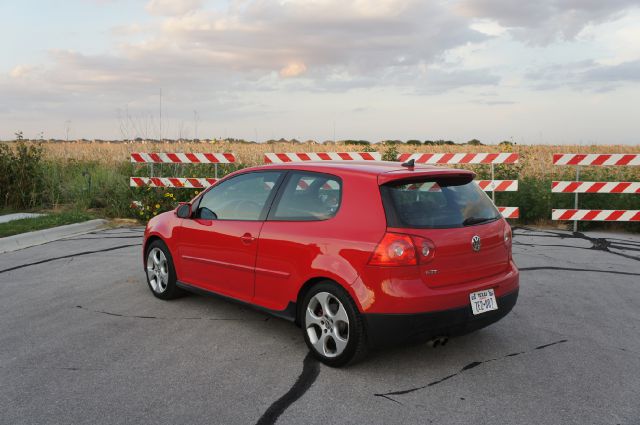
[39,140,640,179]
[2,140,638,226]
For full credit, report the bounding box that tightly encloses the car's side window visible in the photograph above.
[270,172,342,221]
[196,171,282,221]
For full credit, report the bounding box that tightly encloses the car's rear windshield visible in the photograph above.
[380,177,500,229]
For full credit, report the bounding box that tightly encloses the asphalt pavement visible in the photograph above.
[1,226,639,425]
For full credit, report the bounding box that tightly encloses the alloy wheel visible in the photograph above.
[305,291,350,358]
[146,247,169,294]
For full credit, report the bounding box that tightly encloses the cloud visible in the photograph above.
[145,0,203,16]
[525,59,640,90]
[459,0,640,44]
[7,0,492,101]
[280,61,307,78]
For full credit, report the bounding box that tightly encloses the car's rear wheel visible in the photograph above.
[302,281,367,367]
[145,240,183,300]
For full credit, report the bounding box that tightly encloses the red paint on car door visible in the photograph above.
[177,218,262,301]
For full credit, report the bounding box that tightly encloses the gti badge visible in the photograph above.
[471,235,481,252]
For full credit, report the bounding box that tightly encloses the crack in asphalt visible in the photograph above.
[75,305,269,322]
[374,339,569,405]
[0,243,141,274]
[255,352,320,425]
[513,227,640,262]
[519,266,640,276]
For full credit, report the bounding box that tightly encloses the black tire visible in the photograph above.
[144,239,183,300]
[301,281,368,367]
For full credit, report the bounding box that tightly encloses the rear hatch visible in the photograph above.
[379,172,510,288]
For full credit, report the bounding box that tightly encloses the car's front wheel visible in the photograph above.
[145,240,183,300]
[302,281,367,367]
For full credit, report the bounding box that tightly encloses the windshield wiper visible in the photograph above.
[463,216,494,226]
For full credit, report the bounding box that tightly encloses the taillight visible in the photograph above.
[415,236,436,263]
[368,233,435,266]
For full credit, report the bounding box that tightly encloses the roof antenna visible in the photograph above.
[401,158,415,168]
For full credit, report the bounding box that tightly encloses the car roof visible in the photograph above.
[251,160,457,174]
[245,160,475,182]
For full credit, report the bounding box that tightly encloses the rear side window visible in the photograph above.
[271,172,342,221]
[381,178,500,228]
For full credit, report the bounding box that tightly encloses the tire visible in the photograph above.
[144,239,183,300]
[301,281,368,367]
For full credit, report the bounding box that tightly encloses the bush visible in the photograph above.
[0,141,45,210]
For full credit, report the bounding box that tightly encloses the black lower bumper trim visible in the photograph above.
[363,288,519,348]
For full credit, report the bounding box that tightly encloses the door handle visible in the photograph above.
[240,233,256,244]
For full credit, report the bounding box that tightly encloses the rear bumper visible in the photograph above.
[363,288,518,348]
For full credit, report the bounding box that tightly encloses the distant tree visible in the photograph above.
[434,139,456,146]
[344,140,370,146]
[466,139,483,146]
[406,139,422,146]
[381,139,403,145]
[499,140,514,146]
[424,140,435,145]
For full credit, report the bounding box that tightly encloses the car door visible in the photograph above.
[176,171,284,301]
[254,171,344,311]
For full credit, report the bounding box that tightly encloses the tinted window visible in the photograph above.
[381,178,499,228]
[196,171,282,220]
[271,172,342,221]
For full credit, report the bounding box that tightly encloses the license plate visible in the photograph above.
[470,289,498,315]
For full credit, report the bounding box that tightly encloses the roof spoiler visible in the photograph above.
[378,168,475,186]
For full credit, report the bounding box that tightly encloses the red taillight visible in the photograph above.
[368,233,436,266]
[415,236,436,263]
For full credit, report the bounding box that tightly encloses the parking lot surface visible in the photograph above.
[1,226,639,425]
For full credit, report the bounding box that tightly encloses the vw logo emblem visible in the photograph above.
[471,235,481,252]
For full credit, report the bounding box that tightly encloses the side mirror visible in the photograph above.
[176,203,192,219]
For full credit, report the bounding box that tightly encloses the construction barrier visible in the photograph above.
[130,177,218,188]
[396,152,518,164]
[551,154,640,228]
[264,152,381,163]
[397,152,520,219]
[130,152,236,209]
[130,152,236,163]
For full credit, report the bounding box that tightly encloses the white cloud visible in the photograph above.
[9,65,33,78]
[145,0,203,16]
[280,61,307,77]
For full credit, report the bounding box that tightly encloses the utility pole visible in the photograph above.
[194,110,199,140]
[65,120,71,141]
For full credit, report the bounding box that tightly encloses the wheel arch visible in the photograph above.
[295,275,362,326]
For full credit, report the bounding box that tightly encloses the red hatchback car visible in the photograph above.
[143,161,519,366]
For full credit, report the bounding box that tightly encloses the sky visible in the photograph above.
[1,0,640,144]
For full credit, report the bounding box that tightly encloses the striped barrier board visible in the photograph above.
[397,153,519,164]
[552,181,640,193]
[498,207,519,219]
[130,177,217,188]
[131,152,236,163]
[553,154,640,166]
[407,180,517,192]
[476,180,518,192]
[552,209,640,222]
[264,152,380,163]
